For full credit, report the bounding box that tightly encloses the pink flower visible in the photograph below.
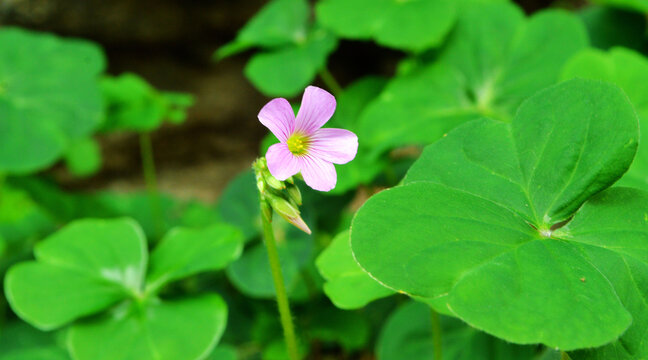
[258,86,358,192]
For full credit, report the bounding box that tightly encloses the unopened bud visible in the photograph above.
[256,178,265,193]
[277,212,312,235]
[267,193,300,219]
[286,183,302,205]
[263,172,285,190]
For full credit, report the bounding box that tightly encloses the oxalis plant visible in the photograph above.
[350,78,648,359]
[253,85,358,360]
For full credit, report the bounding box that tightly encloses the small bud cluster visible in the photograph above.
[253,158,311,234]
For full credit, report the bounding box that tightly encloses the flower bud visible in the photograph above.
[263,172,285,190]
[266,193,300,219]
[286,183,302,205]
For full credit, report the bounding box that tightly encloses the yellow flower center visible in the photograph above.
[286,133,310,156]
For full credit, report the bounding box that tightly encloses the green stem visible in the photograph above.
[318,67,343,96]
[260,205,300,360]
[139,132,163,238]
[430,309,442,360]
[561,352,571,360]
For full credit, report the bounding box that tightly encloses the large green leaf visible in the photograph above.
[559,188,648,360]
[5,218,147,330]
[316,230,394,309]
[351,79,641,350]
[377,301,552,360]
[67,295,227,360]
[146,224,243,292]
[0,27,105,174]
[358,2,587,154]
[316,0,455,52]
[561,47,648,191]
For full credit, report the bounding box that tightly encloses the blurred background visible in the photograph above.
[0,0,588,202]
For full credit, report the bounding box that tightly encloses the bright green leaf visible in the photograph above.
[5,218,147,330]
[358,3,587,154]
[351,79,640,350]
[146,224,243,292]
[316,230,393,309]
[561,47,648,192]
[68,295,227,360]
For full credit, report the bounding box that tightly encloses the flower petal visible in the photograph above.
[309,128,358,164]
[299,155,337,192]
[266,143,300,180]
[295,86,336,135]
[258,98,295,142]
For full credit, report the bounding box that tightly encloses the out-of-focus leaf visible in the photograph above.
[101,73,194,133]
[591,0,648,13]
[307,307,370,350]
[316,231,394,309]
[0,27,105,174]
[245,27,338,97]
[205,344,238,360]
[579,6,647,51]
[316,0,455,52]
[216,0,310,59]
[377,301,545,360]
[64,137,102,177]
[0,322,70,360]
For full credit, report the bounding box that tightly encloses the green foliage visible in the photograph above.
[101,73,194,133]
[561,47,648,192]
[579,6,648,51]
[316,0,455,52]
[316,230,394,309]
[5,218,241,360]
[217,0,337,97]
[0,27,105,174]
[377,301,554,360]
[351,79,643,350]
[591,0,648,13]
[358,2,588,155]
[64,137,102,177]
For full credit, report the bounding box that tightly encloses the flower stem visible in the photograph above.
[139,132,163,238]
[319,67,343,96]
[430,309,442,360]
[260,205,300,360]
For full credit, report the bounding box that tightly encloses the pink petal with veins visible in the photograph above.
[299,155,337,192]
[258,98,295,142]
[295,86,336,135]
[309,128,358,164]
[266,143,300,180]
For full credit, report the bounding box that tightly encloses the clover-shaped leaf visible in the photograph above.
[101,73,194,133]
[351,79,643,351]
[216,0,337,97]
[0,27,105,174]
[316,0,455,52]
[561,47,648,192]
[5,219,242,360]
[358,2,587,155]
[316,230,393,309]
